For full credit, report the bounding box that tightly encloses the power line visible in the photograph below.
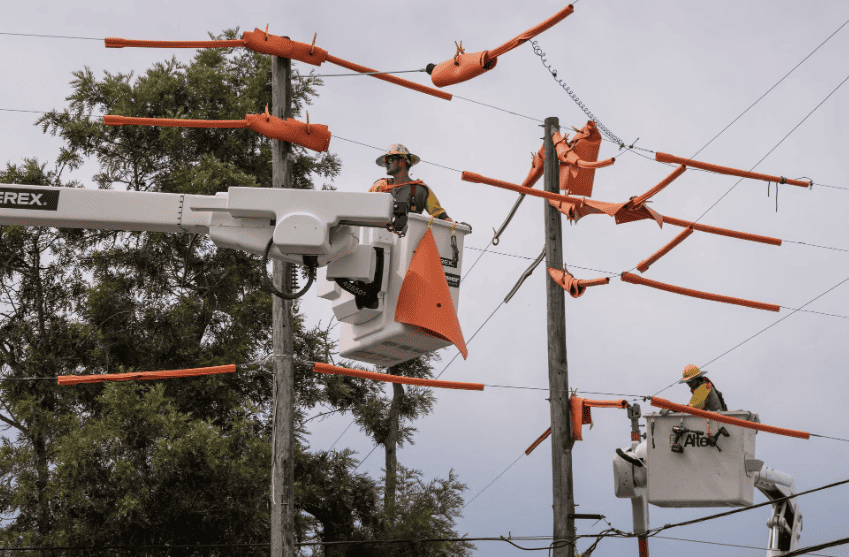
[692,71,849,225]
[462,452,524,509]
[785,240,849,253]
[0,31,102,40]
[435,300,505,380]
[689,15,849,160]
[651,535,837,557]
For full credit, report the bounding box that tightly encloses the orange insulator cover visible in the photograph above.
[312,363,483,391]
[557,121,604,197]
[571,396,628,441]
[521,144,546,189]
[244,114,331,152]
[547,267,609,298]
[430,51,497,88]
[394,229,468,359]
[650,397,810,439]
[241,29,328,66]
[58,365,236,385]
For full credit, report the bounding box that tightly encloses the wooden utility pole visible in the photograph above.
[384,366,404,520]
[271,54,296,557]
[543,116,576,557]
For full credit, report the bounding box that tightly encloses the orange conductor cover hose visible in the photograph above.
[106,29,330,67]
[621,272,780,312]
[526,428,551,455]
[655,153,811,188]
[527,397,628,451]
[630,165,687,207]
[58,365,236,385]
[650,397,810,440]
[636,227,694,273]
[325,54,452,101]
[547,268,610,298]
[313,363,483,391]
[462,171,583,205]
[104,114,331,152]
[487,5,575,60]
[662,216,782,246]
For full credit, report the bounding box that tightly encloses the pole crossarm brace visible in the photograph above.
[106,29,452,101]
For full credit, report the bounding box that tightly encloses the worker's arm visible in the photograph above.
[424,188,451,221]
[370,179,388,193]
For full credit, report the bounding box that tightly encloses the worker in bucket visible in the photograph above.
[370,144,453,221]
[679,364,727,412]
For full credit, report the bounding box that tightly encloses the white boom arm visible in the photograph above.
[753,466,802,556]
[0,184,396,268]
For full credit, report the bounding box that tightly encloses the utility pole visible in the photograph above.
[271,54,296,557]
[543,116,576,557]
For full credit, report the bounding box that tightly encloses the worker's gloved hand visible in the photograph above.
[659,409,671,416]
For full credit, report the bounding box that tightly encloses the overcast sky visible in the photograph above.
[3,1,849,555]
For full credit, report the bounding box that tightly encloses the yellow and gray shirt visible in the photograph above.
[370,178,450,220]
[688,380,723,412]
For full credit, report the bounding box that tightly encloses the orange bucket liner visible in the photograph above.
[394,229,468,359]
[58,364,236,385]
[313,363,483,391]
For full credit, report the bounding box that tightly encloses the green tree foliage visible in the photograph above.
[0,29,471,556]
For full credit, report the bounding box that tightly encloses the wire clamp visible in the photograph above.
[453,40,465,65]
[264,24,269,41]
[264,103,270,121]
[310,32,317,55]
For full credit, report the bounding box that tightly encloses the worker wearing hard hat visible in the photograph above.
[679,364,727,412]
[370,144,452,221]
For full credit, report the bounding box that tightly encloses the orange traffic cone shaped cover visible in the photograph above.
[395,229,468,359]
[557,121,604,197]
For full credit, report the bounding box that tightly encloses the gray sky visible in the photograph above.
[3,1,849,555]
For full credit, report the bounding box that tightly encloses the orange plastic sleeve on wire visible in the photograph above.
[650,397,810,439]
[312,363,483,391]
[58,364,236,385]
[325,54,452,101]
[487,5,575,59]
[105,38,246,49]
[576,157,615,169]
[461,171,583,205]
[240,29,328,66]
[636,227,694,273]
[621,272,780,312]
[655,152,810,188]
[526,428,551,455]
[662,216,782,246]
[103,115,248,129]
[631,165,687,206]
[583,398,629,409]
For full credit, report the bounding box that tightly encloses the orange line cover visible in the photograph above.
[636,227,694,273]
[621,272,780,312]
[462,171,583,205]
[313,363,483,391]
[662,216,782,246]
[650,397,810,440]
[655,152,811,188]
[58,364,236,385]
[104,114,331,152]
[526,397,628,452]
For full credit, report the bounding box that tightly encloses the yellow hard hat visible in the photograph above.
[678,364,707,384]
[375,143,420,167]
